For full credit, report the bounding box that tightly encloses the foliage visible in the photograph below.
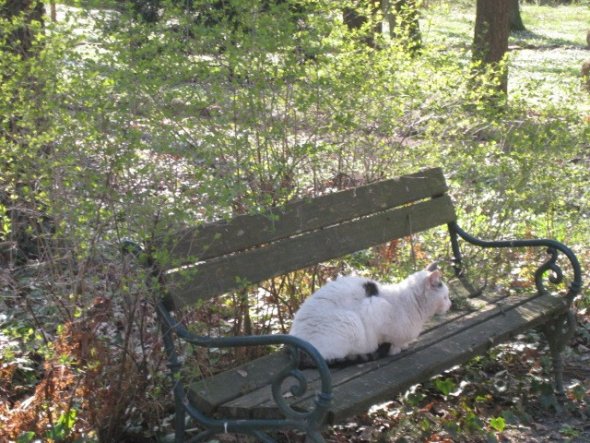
[0,0,589,441]
[342,331,590,442]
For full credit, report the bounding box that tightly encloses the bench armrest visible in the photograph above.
[156,302,333,423]
[448,222,582,305]
[121,239,332,426]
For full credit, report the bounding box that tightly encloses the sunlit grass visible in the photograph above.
[518,4,590,47]
[422,2,590,110]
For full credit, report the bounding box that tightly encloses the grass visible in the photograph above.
[519,3,590,47]
[422,1,590,110]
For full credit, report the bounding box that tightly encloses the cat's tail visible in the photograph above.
[296,342,392,369]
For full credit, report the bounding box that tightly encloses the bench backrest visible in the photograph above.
[160,167,456,308]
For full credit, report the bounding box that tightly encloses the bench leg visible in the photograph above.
[174,394,186,443]
[539,310,576,395]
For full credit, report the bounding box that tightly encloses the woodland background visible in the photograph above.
[1,1,590,442]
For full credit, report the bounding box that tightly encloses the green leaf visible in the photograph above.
[434,377,456,396]
[489,416,506,432]
[16,432,35,443]
[46,408,78,440]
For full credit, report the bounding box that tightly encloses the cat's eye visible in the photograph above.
[436,282,443,288]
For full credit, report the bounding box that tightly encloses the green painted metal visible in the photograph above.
[448,222,582,304]
[156,302,332,443]
[447,221,582,394]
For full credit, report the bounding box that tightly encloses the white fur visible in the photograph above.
[289,267,451,360]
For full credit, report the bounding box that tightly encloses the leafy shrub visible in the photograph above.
[1,1,589,440]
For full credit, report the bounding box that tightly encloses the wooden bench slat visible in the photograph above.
[186,280,479,415]
[213,293,568,420]
[168,195,456,306]
[215,289,503,418]
[187,352,292,415]
[188,283,517,417]
[320,293,568,423]
[160,168,447,264]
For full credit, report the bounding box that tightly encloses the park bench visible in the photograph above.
[140,167,582,443]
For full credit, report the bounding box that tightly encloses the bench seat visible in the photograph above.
[189,282,570,424]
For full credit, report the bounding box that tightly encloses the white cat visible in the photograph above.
[289,264,451,365]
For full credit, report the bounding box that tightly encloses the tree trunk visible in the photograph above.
[582,59,590,92]
[343,1,383,48]
[50,1,57,22]
[509,0,526,32]
[131,0,160,23]
[343,1,421,51]
[385,0,422,52]
[472,0,510,95]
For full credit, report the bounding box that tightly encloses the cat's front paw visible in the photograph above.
[389,346,402,355]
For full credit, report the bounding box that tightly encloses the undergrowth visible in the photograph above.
[1,0,589,441]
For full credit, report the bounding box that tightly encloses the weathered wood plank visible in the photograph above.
[321,294,568,424]
[160,168,448,265]
[216,291,506,418]
[215,293,568,420]
[187,351,292,415]
[187,279,481,416]
[169,195,456,306]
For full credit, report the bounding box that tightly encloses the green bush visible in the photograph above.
[1,1,588,440]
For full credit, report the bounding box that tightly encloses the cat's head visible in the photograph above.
[423,263,451,315]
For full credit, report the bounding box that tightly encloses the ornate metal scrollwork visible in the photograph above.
[448,222,582,305]
[534,247,564,294]
[447,222,582,396]
[156,300,332,442]
[269,344,333,427]
[271,348,313,420]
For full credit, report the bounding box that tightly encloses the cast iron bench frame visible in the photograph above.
[133,168,582,443]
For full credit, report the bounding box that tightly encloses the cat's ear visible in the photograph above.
[427,270,442,288]
[426,262,438,272]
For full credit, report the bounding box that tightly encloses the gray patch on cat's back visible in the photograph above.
[363,281,379,297]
